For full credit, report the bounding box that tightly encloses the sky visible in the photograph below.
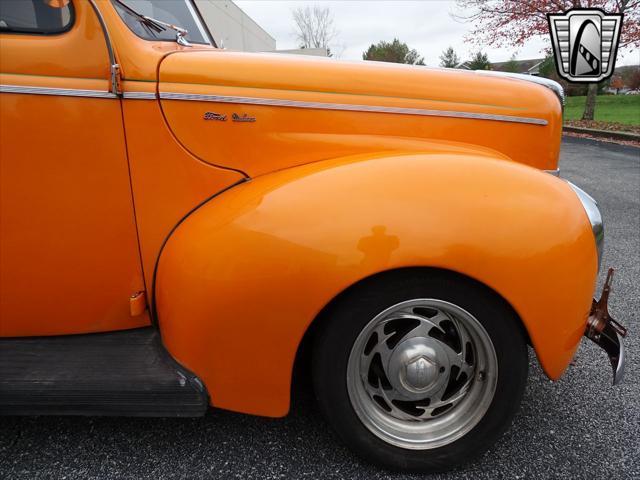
[234,0,639,66]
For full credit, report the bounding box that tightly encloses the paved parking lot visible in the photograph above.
[1,137,638,479]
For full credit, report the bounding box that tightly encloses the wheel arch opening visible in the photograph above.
[290,266,532,409]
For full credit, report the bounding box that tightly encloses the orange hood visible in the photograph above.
[158,50,563,177]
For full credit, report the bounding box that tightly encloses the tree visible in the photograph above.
[363,38,425,65]
[610,76,625,94]
[467,51,491,70]
[538,54,557,79]
[439,46,460,68]
[455,0,640,120]
[504,54,520,73]
[623,66,640,90]
[292,5,337,53]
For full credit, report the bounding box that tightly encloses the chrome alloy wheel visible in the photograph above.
[347,299,498,450]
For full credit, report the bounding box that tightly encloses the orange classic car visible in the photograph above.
[0,0,627,473]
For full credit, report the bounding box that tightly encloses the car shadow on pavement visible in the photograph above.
[0,350,611,480]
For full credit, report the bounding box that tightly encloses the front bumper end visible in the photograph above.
[584,268,627,385]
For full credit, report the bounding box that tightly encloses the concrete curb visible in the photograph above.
[563,125,640,142]
[562,135,640,153]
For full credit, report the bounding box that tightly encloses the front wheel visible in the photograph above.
[312,270,528,472]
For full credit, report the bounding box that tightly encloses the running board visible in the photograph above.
[0,327,208,417]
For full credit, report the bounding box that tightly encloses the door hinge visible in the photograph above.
[110,63,123,96]
[130,291,147,316]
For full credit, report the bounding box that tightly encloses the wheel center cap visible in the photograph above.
[404,355,437,390]
[387,337,446,396]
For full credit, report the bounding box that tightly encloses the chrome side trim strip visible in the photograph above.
[122,91,158,100]
[544,168,560,176]
[159,92,548,126]
[0,84,117,99]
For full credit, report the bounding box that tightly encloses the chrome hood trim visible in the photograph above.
[159,92,548,126]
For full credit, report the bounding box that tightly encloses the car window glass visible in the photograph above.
[0,0,73,34]
[113,0,209,45]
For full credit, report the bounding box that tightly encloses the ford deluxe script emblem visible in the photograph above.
[232,113,256,123]
[204,112,227,121]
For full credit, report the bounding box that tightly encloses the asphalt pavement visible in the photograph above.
[1,136,638,479]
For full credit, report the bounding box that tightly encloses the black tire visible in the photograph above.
[312,269,528,473]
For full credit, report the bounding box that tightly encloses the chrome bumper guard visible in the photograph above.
[584,268,627,385]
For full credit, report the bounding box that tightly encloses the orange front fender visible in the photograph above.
[156,151,597,417]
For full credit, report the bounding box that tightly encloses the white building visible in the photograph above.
[194,0,275,52]
[274,48,329,57]
[194,0,328,57]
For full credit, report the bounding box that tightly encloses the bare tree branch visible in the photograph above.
[292,5,338,52]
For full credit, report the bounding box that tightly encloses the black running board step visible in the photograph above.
[0,327,208,417]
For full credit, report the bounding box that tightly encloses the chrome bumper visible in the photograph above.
[584,268,627,385]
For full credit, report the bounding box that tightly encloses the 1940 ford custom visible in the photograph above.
[0,0,627,472]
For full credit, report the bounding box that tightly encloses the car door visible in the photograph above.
[0,0,149,336]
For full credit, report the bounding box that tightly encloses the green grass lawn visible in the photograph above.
[564,94,640,125]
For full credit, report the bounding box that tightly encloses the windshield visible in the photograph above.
[113,0,211,45]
